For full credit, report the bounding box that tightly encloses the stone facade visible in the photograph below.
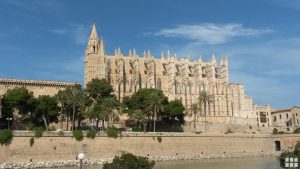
[0,78,78,97]
[84,24,261,125]
[1,132,299,164]
[254,104,272,127]
[271,106,300,128]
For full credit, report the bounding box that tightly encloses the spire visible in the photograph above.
[147,50,151,58]
[224,55,228,66]
[89,24,98,40]
[129,49,132,57]
[167,50,171,60]
[161,51,165,60]
[220,56,224,66]
[133,48,136,56]
[174,53,177,60]
[144,50,146,58]
[211,53,216,65]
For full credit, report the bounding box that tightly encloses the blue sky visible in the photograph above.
[0,0,299,108]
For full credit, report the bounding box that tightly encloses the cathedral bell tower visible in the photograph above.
[84,24,106,86]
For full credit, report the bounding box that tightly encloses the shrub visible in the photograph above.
[30,137,34,147]
[132,127,143,132]
[103,153,155,169]
[107,128,120,139]
[87,129,97,139]
[294,127,300,134]
[73,130,84,141]
[0,129,13,145]
[34,127,44,138]
[273,128,278,134]
[157,136,162,143]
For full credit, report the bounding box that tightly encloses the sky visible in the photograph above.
[0,0,299,108]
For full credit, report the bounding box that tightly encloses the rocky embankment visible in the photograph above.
[0,152,275,169]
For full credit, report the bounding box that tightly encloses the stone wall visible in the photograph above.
[1,132,299,164]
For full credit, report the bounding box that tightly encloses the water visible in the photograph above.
[56,157,281,169]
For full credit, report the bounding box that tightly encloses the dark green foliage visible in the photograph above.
[33,96,59,130]
[294,142,300,156]
[273,128,278,134]
[30,137,34,147]
[293,127,300,134]
[163,99,185,125]
[123,88,168,112]
[123,88,168,132]
[103,153,155,169]
[34,127,44,138]
[279,142,300,168]
[132,127,143,132]
[107,128,119,138]
[157,136,162,143]
[87,129,97,139]
[2,87,35,115]
[85,78,114,101]
[0,129,13,145]
[73,129,83,141]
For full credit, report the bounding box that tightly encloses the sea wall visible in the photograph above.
[0,132,299,166]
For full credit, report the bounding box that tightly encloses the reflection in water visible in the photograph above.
[56,157,281,169]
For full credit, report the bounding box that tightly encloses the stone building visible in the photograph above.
[271,106,300,129]
[84,24,262,125]
[0,78,78,97]
[254,104,272,127]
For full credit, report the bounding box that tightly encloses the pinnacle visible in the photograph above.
[89,24,98,40]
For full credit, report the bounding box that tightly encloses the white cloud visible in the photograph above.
[47,24,90,45]
[151,23,300,108]
[154,23,273,45]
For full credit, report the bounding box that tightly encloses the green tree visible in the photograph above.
[2,87,35,115]
[55,90,68,130]
[65,85,85,131]
[197,91,213,133]
[101,97,119,128]
[1,87,35,129]
[189,103,199,133]
[163,99,185,131]
[128,109,148,132]
[123,88,168,132]
[146,92,165,132]
[85,78,113,102]
[103,153,155,169]
[33,95,59,131]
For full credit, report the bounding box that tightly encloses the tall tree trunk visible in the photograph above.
[60,103,64,130]
[102,119,105,131]
[42,114,48,131]
[193,111,196,133]
[66,114,69,131]
[72,103,75,131]
[77,117,81,129]
[204,102,207,133]
[143,122,147,133]
[153,106,157,132]
[96,118,99,130]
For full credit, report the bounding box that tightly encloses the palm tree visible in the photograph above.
[197,91,213,133]
[146,92,164,132]
[55,90,68,130]
[101,97,119,128]
[189,103,199,133]
[66,85,84,131]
